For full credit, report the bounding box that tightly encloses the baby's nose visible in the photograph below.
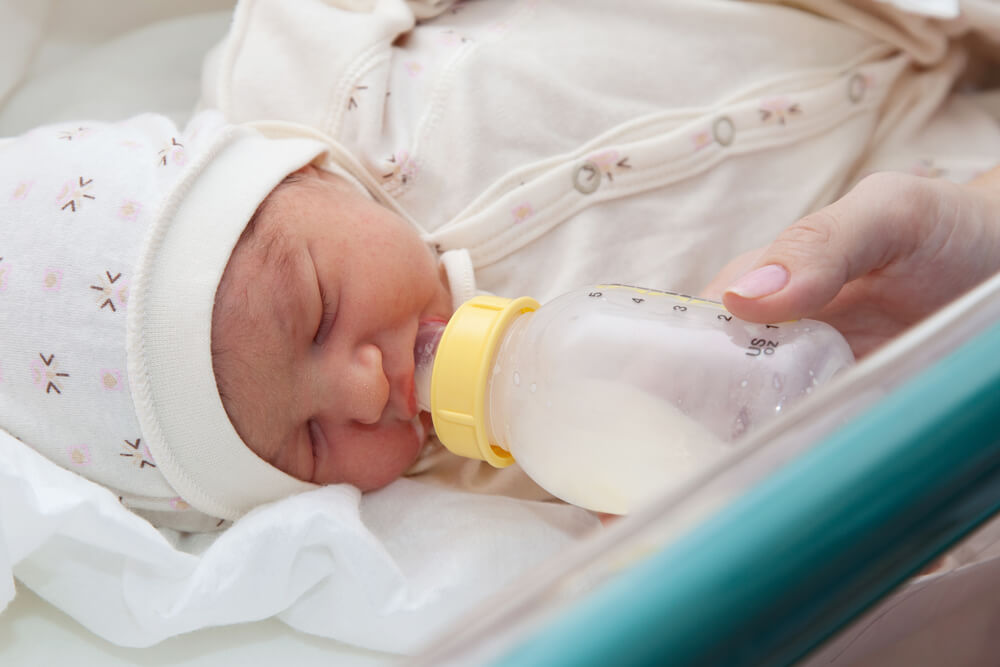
[346,343,389,425]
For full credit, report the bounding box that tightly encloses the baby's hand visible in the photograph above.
[702,168,1000,357]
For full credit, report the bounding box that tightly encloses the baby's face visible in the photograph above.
[212,166,452,491]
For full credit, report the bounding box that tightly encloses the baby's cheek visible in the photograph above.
[365,425,425,491]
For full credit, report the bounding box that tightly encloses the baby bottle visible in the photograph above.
[414,284,853,514]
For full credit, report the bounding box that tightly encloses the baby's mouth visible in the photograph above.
[414,319,447,412]
[403,374,418,419]
[384,364,417,422]
[412,414,426,444]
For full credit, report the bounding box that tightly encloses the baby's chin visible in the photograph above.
[314,419,427,491]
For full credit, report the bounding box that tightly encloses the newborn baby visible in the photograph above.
[0,111,452,531]
[211,165,452,491]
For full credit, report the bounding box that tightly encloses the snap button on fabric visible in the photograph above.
[712,116,734,146]
[848,73,866,103]
[572,161,601,194]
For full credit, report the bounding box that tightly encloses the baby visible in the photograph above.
[0,110,457,531]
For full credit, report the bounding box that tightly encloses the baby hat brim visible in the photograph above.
[128,124,326,521]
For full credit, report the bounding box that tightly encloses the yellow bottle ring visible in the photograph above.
[429,295,539,467]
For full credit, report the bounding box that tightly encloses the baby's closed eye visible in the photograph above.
[314,301,336,344]
[312,258,337,345]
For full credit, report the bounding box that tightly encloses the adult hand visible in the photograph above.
[702,168,1000,357]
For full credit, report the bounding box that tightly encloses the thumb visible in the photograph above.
[721,173,922,322]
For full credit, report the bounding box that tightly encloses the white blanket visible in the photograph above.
[0,428,597,652]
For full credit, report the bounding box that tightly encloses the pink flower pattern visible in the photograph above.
[31,353,69,394]
[68,444,92,466]
[118,199,141,221]
[11,181,33,201]
[691,130,713,151]
[90,271,128,312]
[120,438,156,469]
[100,369,123,391]
[588,150,632,181]
[512,203,534,223]
[42,268,62,291]
[381,151,417,186]
[759,98,802,125]
[56,177,96,212]
[158,138,186,167]
[169,497,191,511]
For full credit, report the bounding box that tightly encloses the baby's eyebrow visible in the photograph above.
[230,188,305,339]
[253,225,304,336]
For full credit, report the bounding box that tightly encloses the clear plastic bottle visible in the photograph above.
[415,284,853,514]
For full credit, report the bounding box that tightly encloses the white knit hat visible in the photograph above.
[0,111,327,526]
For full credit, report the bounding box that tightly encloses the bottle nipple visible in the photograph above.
[414,320,447,412]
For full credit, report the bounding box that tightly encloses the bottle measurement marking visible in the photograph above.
[746,338,779,357]
[595,283,728,311]
[594,283,786,359]
[594,284,797,328]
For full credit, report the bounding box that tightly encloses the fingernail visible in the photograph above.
[726,264,789,299]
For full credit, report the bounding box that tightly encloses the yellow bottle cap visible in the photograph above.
[430,295,540,468]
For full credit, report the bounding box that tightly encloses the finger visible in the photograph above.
[721,173,931,322]
[699,247,763,300]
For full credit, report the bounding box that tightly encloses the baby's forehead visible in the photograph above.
[234,173,320,280]
[239,177,299,256]
[217,188,307,335]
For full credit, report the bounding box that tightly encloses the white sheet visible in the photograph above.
[0,428,597,652]
[2,583,393,667]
